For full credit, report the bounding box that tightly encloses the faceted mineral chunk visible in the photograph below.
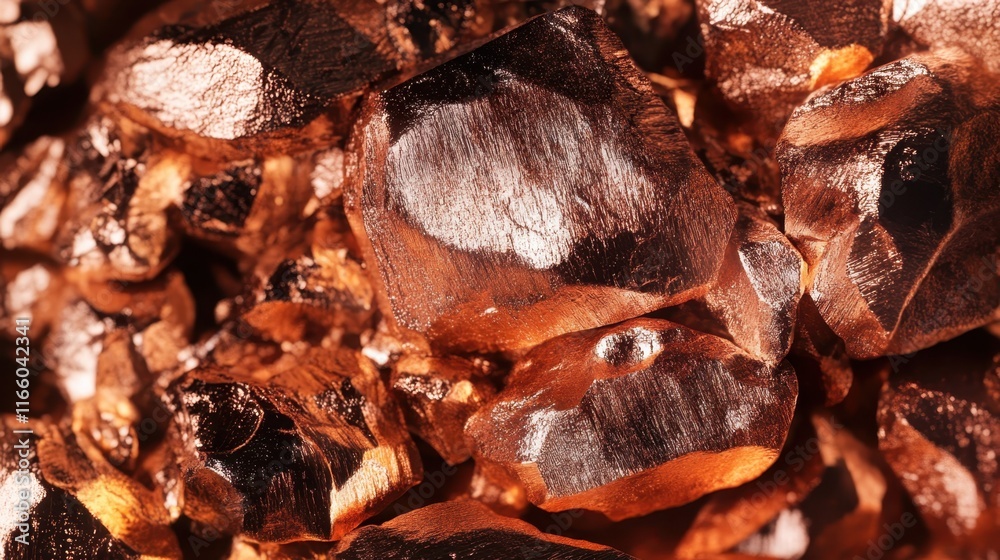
[465,317,798,520]
[895,0,1000,74]
[43,269,194,403]
[0,415,182,559]
[167,347,422,542]
[55,115,182,283]
[789,294,854,406]
[347,7,736,353]
[390,354,498,465]
[0,254,65,339]
[97,0,491,155]
[779,50,1000,359]
[697,0,892,138]
[0,1,89,148]
[335,500,636,559]
[0,137,69,252]
[666,202,804,365]
[241,214,375,342]
[877,331,1000,550]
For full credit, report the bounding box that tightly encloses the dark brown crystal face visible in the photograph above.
[2,0,1000,558]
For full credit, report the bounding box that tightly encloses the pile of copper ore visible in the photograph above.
[1,0,998,558]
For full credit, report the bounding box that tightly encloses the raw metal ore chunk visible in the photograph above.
[347,6,736,353]
[667,202,805,365]
[877,332,1000,551]
[334,500,636,559]
[167,348,422,543]
[96,0,492,155]
[390,354,498,465]
[465,317,798,520]
[0,416,182,559]
[779,50,1000,359]
[0,136,69,253]
[895,0,1000,74]
[697,0,892,138]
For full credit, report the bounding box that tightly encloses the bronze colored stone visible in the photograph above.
[334,500,636,559]
[96,0,492,157]
[895,0,1000,74]
[0,254,65,339]
[347,7,736,353]
[697,0,892,138]
[0,415,182,559]
[167,347,422,542]
[789,294,854,406]
[0,137,69,253]
[391,354,498,465]
[666,202,804,365]
[465,461,529,517]
[465,317,797,520]
[878,331,1000,551]
[779,50,1000,359]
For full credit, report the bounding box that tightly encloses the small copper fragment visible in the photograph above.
[697,0,892,138]
[0,137,69,252]
[878,332,1000,551]
[465,317,797,520]
[335,500,636,559]
[0,415,182,559]
[390,354,498,465]
[779,50,1000,359]
[667,202,804,365]
[347,7,736,353]
[167,348,422,542]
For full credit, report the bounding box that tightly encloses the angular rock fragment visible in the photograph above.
[347,7,736,353]
[0,254,64,338]
[0,137,68,252]
[167,347,422,542]
[96,0,492,155]
[390,354,498,465]
[241,213,375,342]
[789,295,854,406]
[465,317,797,519]
[878,331,1000,551]
[666,202,804,364]
[697,0,892,138]
[335,500,636,559]
[0,415,181,559]
[895,0,1000,74]
[779,50,1000,359]
[0,1,89,148]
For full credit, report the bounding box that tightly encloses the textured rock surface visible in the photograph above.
[779,50,1000,359]
[347,7,736,353]
[334,500,636,559]
[878,331,1000,551]
[895,0,1000,73]
[97,0,491,156]
[466,317,797,520]
[167,348,422,542]
[390,354,498,465]
[697,0,892,138]
[0,415,181,559]
[667,202,804,364]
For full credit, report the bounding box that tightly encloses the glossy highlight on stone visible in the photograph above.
[347,6,736,353]
[465,317,797,520]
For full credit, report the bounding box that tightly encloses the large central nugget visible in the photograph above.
[346,7,736,353]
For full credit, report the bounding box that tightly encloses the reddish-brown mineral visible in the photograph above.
[895,0,1000,73]
[779,50,1000,359]
[334,500,636,559]
[167,348,422,542]
[465,317,797,519]
[697,0,892,138]
[347,7,736,353]
[878,331,1000,552]
[0,415,181,559]
[390,354,498,465]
